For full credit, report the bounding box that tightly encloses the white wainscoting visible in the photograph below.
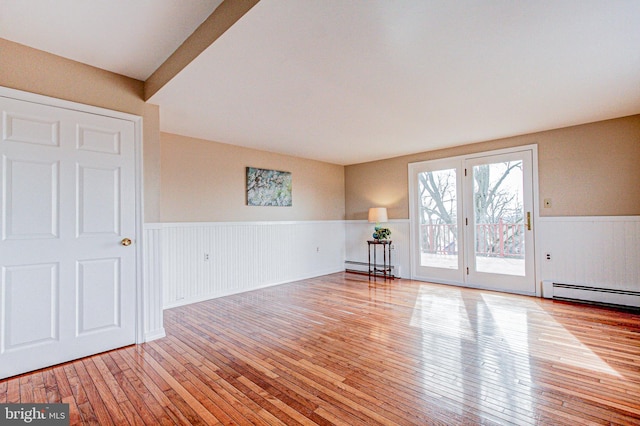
[142,224,166,341]
[144,217,639,317]
[155,221,345,309]
[345,220,410,278]
[539,216,640,306]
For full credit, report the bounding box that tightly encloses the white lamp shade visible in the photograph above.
[368,207,388,223]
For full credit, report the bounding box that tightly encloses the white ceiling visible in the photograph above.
[0,0,223,80]
[2,1,640,165]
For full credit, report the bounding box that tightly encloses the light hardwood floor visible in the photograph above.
[2,272,640,425]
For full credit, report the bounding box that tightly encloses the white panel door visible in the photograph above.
[0,95,137,379]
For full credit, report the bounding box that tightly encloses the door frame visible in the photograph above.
[408,144,541,296]
[0,86,146,343]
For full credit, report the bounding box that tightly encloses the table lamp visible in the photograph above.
[368,207,390,240]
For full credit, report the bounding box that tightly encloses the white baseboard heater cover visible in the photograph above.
[345,260,399,278]
[542,281,640,308]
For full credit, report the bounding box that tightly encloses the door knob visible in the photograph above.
[121,238,132,246]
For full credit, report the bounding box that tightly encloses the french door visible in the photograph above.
[409,147,536,295]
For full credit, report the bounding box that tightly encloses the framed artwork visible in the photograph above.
[246,167,292,206]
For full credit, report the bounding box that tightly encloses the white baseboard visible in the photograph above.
[144,329,166,342]
[542,280,640,308]
[164,267,344,309]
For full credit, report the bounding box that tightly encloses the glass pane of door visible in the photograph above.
[418,168,458,270]
[410,158,464,283]
[472,160,525,276]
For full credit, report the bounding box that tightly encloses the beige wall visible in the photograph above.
[160,133,345,222]
[346,115,640,220]
[142,105,161,222]
[1,38,344,224]
[0,38,162,222]
[5,38,638,223]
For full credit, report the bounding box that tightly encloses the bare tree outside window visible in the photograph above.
[473,161,524,260]
[418,161,524,264]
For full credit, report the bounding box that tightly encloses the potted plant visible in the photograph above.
[373,226,391,241]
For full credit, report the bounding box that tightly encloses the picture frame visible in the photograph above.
[246,167,292,206]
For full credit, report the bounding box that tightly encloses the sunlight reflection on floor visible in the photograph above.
[407,284,622,421]
[409,285,534,418]
[481,293,622,378]
[409,285,621,378]
[409,286,474,340]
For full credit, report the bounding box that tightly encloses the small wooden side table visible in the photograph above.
[368,240,393,280]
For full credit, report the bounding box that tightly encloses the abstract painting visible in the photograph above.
[246,167,292,206]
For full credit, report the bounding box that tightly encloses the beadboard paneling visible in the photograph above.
[345,220,410,278]
[158,221,345,308]
[539,216,640,295]
[142,224,165,341]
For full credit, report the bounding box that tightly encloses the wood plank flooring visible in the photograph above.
[2,272,640,425]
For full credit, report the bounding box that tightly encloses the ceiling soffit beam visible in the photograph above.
[144,0,259,100]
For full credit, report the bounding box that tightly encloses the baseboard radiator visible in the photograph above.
[345,260,398,278]
[542,281,640,309]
